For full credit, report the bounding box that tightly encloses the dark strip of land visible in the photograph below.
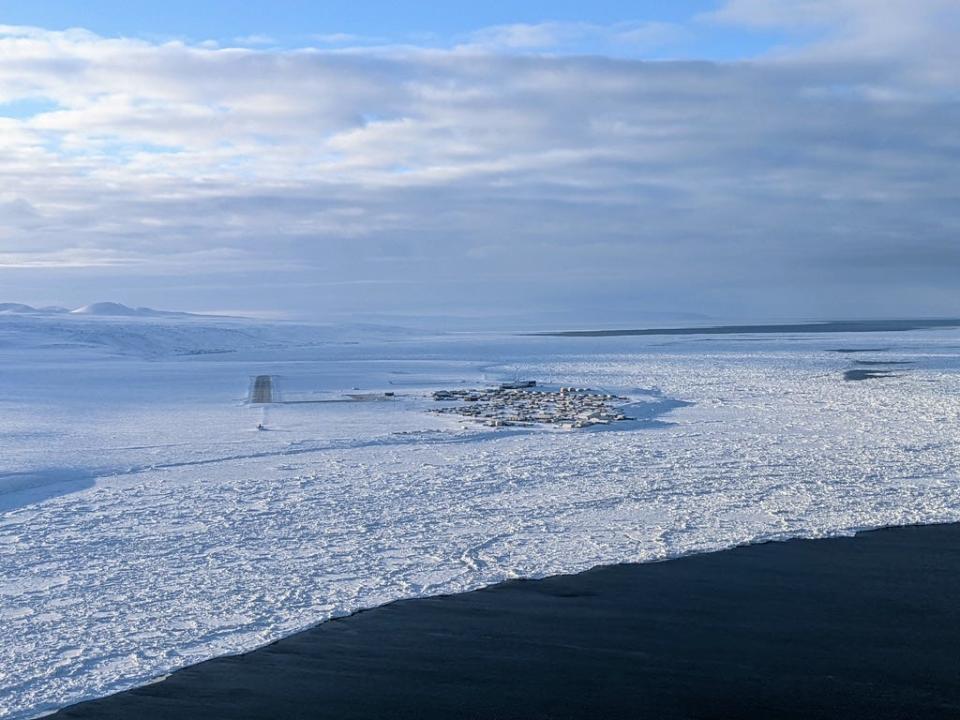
[56,523,960,720]
[844,369,901,381]
[853,361,915,366]
[249,375,273,403]
[532,318,960,337]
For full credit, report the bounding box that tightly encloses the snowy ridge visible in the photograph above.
[69,302,193,317]
[0,312,417,358]
[0,304,69,315]
[0,302,186,317]
[1,326,960,718]
[0,301,211,317]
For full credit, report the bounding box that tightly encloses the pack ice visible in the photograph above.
[1,310,959,719]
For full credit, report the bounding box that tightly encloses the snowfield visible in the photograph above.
[1,313,960,719]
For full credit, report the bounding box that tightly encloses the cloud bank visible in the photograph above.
[0,1,957,323]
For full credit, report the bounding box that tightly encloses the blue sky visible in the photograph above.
[0,1,786,59]
[0,1,957,324]
[0,0,718,32]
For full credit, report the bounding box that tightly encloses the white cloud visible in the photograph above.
[462,21,688,54]
[706,0,960,93]
[467,23,567,50]
[233,34,275,46]
[0,13,956,320]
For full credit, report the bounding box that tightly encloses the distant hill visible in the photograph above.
[0,303,41,314]
[0,303,419,358]
[69,302,195,317]
[0,303,69,315]
[0,301,201,318]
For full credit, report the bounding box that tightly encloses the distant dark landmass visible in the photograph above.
[534,318,960,338]
[56,523,960,720]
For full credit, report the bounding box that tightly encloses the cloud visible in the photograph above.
[232,34,275,46]
[705,0,960,93]
[462,21,689,55]
[0,13,956,321]
[706,0,958,31]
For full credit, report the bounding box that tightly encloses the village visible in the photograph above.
[431,381,632,429]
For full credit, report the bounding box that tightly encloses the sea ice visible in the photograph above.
[1,314,959,718]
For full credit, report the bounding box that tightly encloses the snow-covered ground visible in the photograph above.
[2,313,959,719]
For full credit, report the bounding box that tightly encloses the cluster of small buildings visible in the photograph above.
[431,383,630,429]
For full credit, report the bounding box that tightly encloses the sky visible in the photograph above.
[0,1,957,325]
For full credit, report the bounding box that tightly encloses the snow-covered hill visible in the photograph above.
[0,303,69,315]
[69,302,194,318]
[1,301,210,318]
[0,307,417,358]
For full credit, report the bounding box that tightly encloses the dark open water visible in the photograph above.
[56,523,960,720]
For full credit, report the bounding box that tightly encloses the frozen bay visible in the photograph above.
[2,314,960,719]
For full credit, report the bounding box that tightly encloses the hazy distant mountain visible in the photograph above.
[0,302,199,317]
[0,303,41,314]
[0,303,70,314]
[69,302,195,317]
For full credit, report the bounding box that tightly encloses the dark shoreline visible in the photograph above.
[55,523,960,719]
[531,318,960,337]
